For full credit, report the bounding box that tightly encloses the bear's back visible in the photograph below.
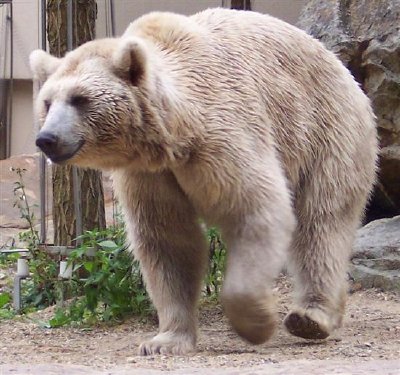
[125,9,376,191]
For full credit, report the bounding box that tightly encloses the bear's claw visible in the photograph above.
[138,332,195,356]
[284,311,330,340]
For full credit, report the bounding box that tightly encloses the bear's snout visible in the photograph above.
[36,130,85,163]
[36,131,59,156]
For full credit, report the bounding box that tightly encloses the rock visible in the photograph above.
[353,216,400,258]
[298,0,400,221]
[351,216,400,291]
[351,262,400,291]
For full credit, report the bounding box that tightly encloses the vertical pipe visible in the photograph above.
[39,0,47,243]
[67,0,73,50]
[41,0,46,51]
[72,167,82,246]
[6,0,13,158]
[110,0,116,37]
[67,0,82,246]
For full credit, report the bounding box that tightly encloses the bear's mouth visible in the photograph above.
[47,140,86,164]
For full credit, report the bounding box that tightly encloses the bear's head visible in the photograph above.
[30,38,170,170]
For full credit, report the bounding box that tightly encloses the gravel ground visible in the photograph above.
[0,277,399,374]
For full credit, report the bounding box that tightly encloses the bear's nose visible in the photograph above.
[36,131,59,155]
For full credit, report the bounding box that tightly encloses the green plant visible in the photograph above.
[205,227,226,298]
[22,256,59,308]
[48,228,152,327]
[10,167,59,309]
[0,292,15,319]
[0,251,20,266]
[11,167,39,251]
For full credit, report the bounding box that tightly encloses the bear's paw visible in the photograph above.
[138,331,196,356]
[284,306,342,340]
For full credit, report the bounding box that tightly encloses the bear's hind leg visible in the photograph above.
[113,170,208,355]
[284,202,365,340]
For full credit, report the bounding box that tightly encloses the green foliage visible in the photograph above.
[0,292,11,308]
[8,167,58,308]
[0,292,15,319]
[23,255,59,308]
[0,251,20,266]
[11,167,39,251]
[205,227,226,298]
[47,228,152,327]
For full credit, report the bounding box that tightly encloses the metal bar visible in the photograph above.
[13,275,27,312]
[66,0,83,246]
[39,154,47,242]
[41,0,46,51]
[67,0,73,50]
[6,0,13,158]
[110,0,116,37]
[39,0,47,243]
[72,167,82,246]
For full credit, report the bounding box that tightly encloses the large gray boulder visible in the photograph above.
[351,216,400,291]
[298,0,400,221]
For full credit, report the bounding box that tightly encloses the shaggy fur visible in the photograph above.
[30,8,378,355]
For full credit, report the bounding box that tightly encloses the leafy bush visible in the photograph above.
[205,227,226,298]
[48,228,152,327]
[0,292,14,319]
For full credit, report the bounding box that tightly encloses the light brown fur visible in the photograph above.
[30,9,378,355]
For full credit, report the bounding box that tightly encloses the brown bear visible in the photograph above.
[30,8,378,355]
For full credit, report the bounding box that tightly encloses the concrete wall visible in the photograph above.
[6,0,306,157]
[10,79,35,156]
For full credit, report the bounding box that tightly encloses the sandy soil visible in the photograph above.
[0,277,399,372]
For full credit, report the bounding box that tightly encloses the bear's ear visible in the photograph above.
[112,37,148,86]
[29,50,62,83]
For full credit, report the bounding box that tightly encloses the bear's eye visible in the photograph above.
[70,95,89,107]
[44,100,51,113]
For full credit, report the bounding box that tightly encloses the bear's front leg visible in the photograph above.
[112,170,208,355]
[220,163,296,345]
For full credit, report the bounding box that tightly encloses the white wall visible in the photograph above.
[96,0,222,38]
[96,0,306,38]
[10,80,36,155]
[5,0,41,80]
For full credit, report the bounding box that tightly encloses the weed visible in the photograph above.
[48,228,152,327]
[0,291,14,319]
[11,167,39,251]
[205,227,226,297]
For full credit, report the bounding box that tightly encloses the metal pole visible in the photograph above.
[72,168,82,246]
[110,0,116,37]
[67,0,83,246]
[6,0,13,158]
[39,0,47,243]
[67,0,73,50]
[41,0,46,50]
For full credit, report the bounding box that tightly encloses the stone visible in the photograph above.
[350,216,400,291]
[353,216,400,258]
[298,0,400,221]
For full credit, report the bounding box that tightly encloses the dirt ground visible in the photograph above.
[0,277,399,373]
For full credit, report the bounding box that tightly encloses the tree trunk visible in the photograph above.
[47,0,105,246]
[231,0,251,10]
